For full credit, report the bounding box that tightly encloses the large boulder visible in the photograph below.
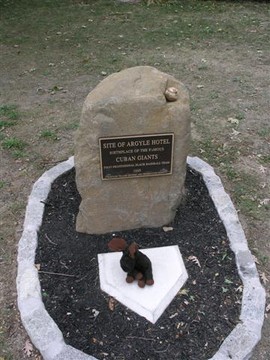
[74,66,190,234]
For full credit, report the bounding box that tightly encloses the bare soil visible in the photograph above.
[0,1,269,359]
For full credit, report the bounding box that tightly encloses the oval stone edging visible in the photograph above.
[16,156,266,360]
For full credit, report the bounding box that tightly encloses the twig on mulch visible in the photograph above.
[153,344,170,353]
[38,270,76,277]
[75,274,89,283]
[45,234,57,246]
[126,336,155,341]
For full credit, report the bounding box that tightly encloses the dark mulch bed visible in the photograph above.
[36,167,242,360]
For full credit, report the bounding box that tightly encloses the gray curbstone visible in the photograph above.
[187,156,265,360]
[17,261,46,324]
[50,345,97,360]
[22,307,65,354]
[236,250,259,279]
[16,156,265,360]
[41,339,65,360]
[17,229,38,264]
[240,278,266,325]
[210,322,260,360]
[23,197,45,232]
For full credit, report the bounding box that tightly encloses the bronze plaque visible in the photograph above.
[99,133,174,180]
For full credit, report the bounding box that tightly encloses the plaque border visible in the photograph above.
[99,133,174,180]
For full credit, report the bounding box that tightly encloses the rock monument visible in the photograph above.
[75,66,190,234]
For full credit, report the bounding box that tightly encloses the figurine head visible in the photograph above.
[108,238,139,258]
[128,242,139,258]
[108,237,127,252]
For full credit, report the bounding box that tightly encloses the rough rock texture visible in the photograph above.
[74,66,190,234]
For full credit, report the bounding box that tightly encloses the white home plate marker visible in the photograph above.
[98,245,188,323]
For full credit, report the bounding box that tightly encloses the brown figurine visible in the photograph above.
[108,237,154,288]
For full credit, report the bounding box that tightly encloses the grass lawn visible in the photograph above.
[0,0,269,359]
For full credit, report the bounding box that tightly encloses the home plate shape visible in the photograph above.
[98,245,188,324]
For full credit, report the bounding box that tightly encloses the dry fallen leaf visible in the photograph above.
[227,117,239,125]
[169,312,178,319]
[259,271,269,285]
[178,288,189,296]
[266,304,270,313]
[235,285,243,293]
[231,128,240,137]
[259,165,267,174]
[253,255,260,264]
[35,263,41,271]
[92,308,99,318]
[108,297,117,311]
[176,321,185,329]
[188,255,201,268]
[162,226,173,232]
[259,198,270,206]
[23,339,33,357]
[91,337,103,345]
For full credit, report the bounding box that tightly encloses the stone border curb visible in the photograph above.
[16,156,265,360]
[187,157,266,360]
